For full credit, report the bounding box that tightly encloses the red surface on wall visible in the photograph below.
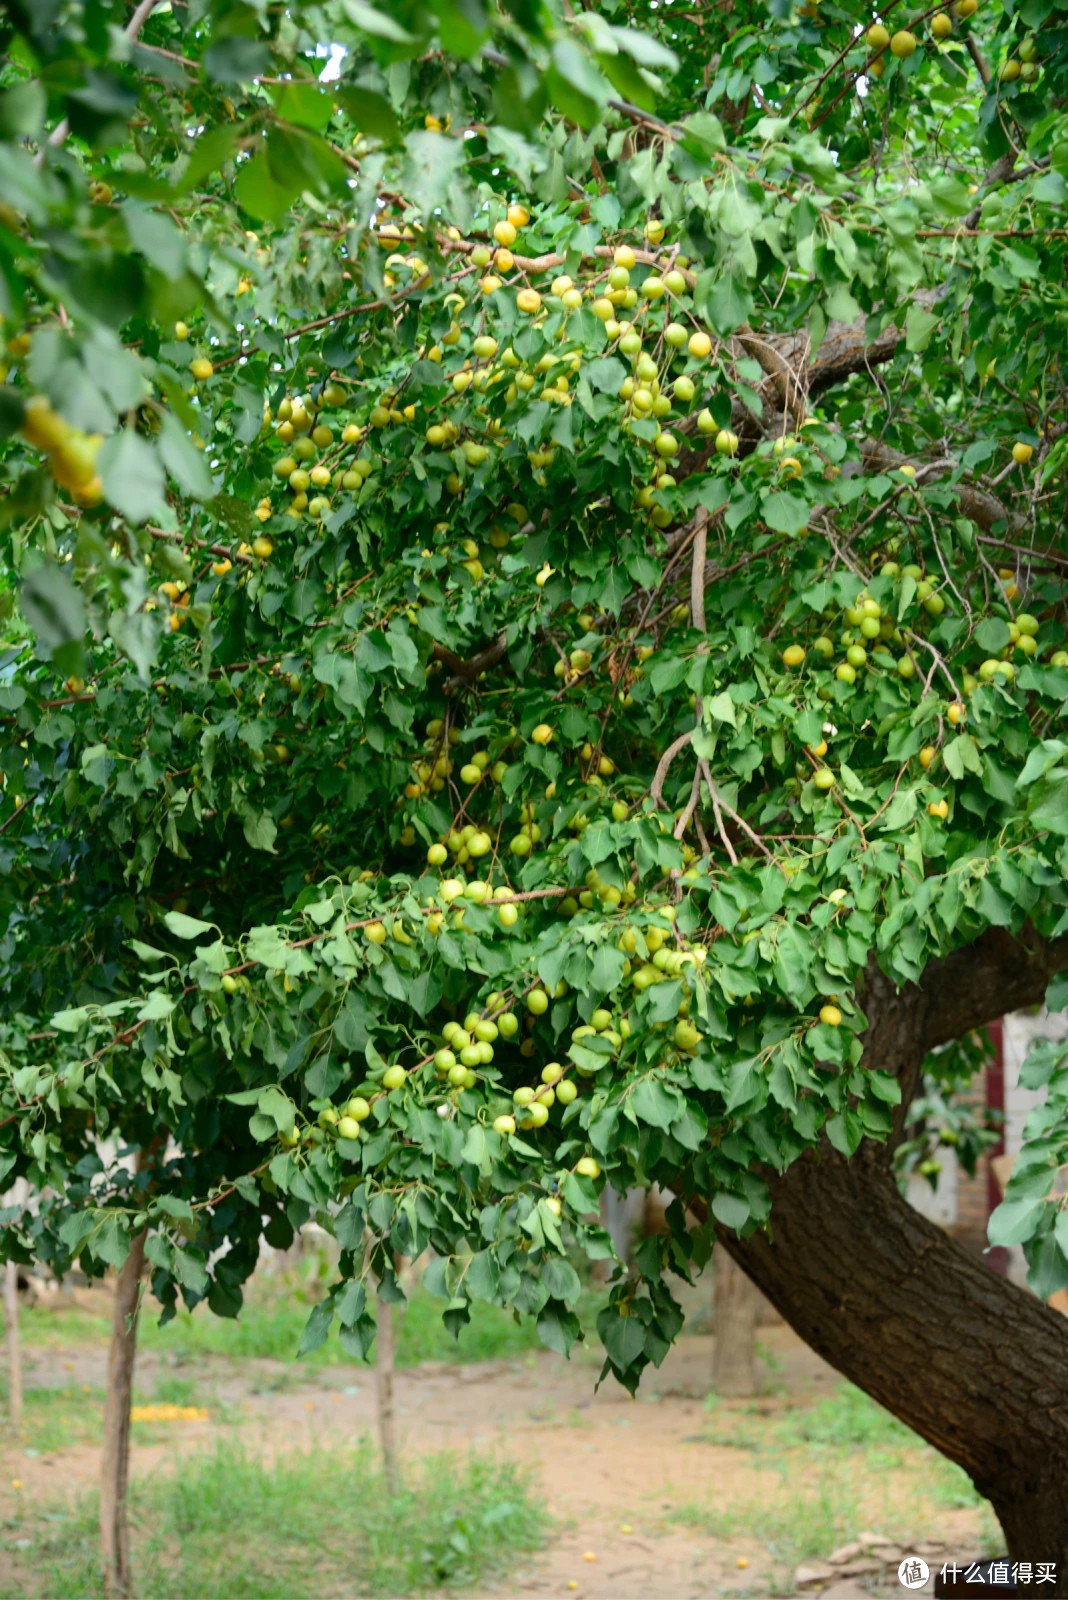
[986,1018,1008,1276]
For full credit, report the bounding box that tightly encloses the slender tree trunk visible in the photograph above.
[100,1227,147,1599]
[4,1260,22,1430]
[375,1290,399,1492]
[713,1246,760,1397]
[701,935,1068,1565]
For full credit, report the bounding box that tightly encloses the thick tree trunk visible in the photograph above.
[713,1246,760,1397]
[4,1259,22,1430]
[703,931,1068,1565]
[100,1229,147,1598]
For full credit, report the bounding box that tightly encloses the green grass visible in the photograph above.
[0,1439,546,1599]
[7,1276,605,1372]
[0,1385,106,1455]
[671,1382,1000,1593]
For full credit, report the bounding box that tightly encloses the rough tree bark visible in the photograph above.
[713,1245,760,1397]
[703,928,1068,1564]
[100,1226,147,1599]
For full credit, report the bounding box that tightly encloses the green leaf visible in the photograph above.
[163,911,216,939]
[242,810,278,853]
[542,1255,582,1304]
[19,564,86,669]
[341,0,416,42]
[401,132,465,217]
[99,431,166,524]
[988,1196,1048,1248]
[1030,776,1068,835]
[905,305,939,354]
[705,690,737,727]
[630,1078,683,1130]
[123,205,188,280]
[710,1193,750,1229]
[158,414,214,499]
[696,271,753,335]
[600,1309,645,1371]
[760,491,811,537]
[974,617,1011,655]
[298,1300,334,1356]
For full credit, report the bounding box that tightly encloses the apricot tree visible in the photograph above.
[2,0,1068,1578]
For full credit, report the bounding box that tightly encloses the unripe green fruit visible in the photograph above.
[556,1079,578,1105]
[337,1116,361,1140]
[494,1114,516,1135]
[382,1064,406,1090]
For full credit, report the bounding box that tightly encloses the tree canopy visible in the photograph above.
[1,0,1067,1395]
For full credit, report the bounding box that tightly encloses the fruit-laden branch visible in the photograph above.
[858,438,1016,534]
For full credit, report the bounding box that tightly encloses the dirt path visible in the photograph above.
[2,1321,987,1598]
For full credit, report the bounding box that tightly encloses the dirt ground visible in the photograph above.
[0,1306,987,1600]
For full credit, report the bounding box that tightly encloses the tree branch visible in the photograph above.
[431,633,509,692]
[920,926,1068,1052]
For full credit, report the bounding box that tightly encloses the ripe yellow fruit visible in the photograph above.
[614,245,636,269]
[919,745,936,768]
[782,644,806,667]
[890,29,917,55]
[867,22,890,48]
[688,330,712,359]
[190,357,214,380]
[252,536,273,559]
[1012,441,1034,464]
[507,203,530,229]
[931,12,952,36]
[947,702,965,724]
[21,396,69,452]
[493,219,517,247]
[516,288,542,313]
[928,799,949,819]
[819,1003,842,1027]
[531,724,553,745]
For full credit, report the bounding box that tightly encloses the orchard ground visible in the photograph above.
[0,1264,997,1599]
